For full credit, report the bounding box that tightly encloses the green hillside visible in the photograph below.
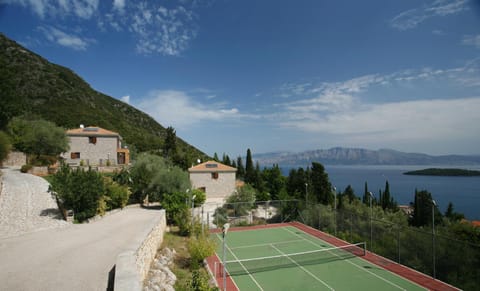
[0,33,209,166]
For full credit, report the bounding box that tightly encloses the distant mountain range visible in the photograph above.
[254,147,480,167]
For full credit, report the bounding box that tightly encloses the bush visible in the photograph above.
[189,270,218,291]
[50,164,104,222]
[188,235,216,270]
[20,164,32,173]
[174,207,193,236]
[104,177,130,209]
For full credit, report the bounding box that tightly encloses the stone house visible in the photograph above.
[188,161,237,199]
[62,125,130,166]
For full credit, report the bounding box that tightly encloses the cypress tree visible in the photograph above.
[236,156,245,179]
[245,149,255,184]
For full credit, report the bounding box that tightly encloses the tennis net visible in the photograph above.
[222,242,366,276]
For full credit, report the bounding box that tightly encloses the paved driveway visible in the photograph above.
[0,167,162,291]
[0,206,161,291]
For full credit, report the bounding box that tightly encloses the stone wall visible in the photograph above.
[190,171,236,199]
[3,151,26,167]
[114,209,166,291]
[62,135,118,166]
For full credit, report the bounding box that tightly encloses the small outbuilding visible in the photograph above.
[188,161,237,199]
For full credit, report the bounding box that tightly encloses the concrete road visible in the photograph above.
[0,207,162,291]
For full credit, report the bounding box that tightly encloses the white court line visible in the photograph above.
[229,238,306,250]
[270,244,335,291]
[216,233,265,291]
[283,227,408,291]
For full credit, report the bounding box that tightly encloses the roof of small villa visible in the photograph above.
[188,160,237,173]
[66,126,121,137]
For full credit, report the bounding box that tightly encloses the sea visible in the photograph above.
[284,165,480,221]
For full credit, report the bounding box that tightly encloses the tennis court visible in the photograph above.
[209,223,428,291]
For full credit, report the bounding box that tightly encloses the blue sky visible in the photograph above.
[1,0,480,157]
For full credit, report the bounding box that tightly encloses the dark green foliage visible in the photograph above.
[236,156,245,179]
[189,269,218,291]
[7,117,68,164]
[378,181,397,211]
[362,182,369,205]
[163,126,177,159]
[310,162,332,205]
[163,191,189,223]
[50,164,104,222]
[410,189,442,227]
[0,131,11,163]
[342,185,357,203]
[404,168,480,176]
[444,202,465,222]
[244,149,255,184]
[129,153,191,203]
[260,164,286,201]
[20,164,32,173]
[222,153,231,166]
[174,208,191,236]
[0,33,209,166]
[104,177,130,210]
[188,235,216,270]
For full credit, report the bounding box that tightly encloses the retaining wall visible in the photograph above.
[3,151,26,167]
[114,209,166,291]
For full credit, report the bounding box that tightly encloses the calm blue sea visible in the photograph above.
[284,165,480,221]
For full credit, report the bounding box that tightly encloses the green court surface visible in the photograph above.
[213,226,426,291]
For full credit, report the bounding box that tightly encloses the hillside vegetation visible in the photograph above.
[404,168,480,176]
[0,33,208,166]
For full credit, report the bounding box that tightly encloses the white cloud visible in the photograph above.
[462,34,480,49]
[120,95,130,104]
[137,90,244,129]
[38,26,92,50]
[279,97,480,146]
[271,60,480,153]
[6,0,99,19]
[129,3,197,56]
[113,0,125,12]
[390,0,468,31]
[6,0,200,56]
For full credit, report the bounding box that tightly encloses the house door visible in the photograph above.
[117,152,125,164]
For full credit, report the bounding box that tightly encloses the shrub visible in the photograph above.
[174,207,192,236]
[188,235,216,270]
[162,191,189,223]
[20,164,32,173]
[104,177,130,209]
[50,164,104,222]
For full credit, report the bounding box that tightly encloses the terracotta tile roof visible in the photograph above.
[188,161,237,173]
[66,126,120,137]
[472,221,480,227]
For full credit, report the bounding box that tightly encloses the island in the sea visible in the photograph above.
[404,168,480,176]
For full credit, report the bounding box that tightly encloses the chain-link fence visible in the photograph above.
[298,204,480,290]
[199,199,301,229]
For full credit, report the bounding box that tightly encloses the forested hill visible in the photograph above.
[0,33,208,165]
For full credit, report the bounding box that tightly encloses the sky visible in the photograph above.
[1,0,480,157]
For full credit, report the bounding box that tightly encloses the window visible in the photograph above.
[89,136,97,144]
[71,152,80,159]
[211,172,219,180]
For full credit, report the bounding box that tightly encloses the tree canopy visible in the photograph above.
[7,117,68,163]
